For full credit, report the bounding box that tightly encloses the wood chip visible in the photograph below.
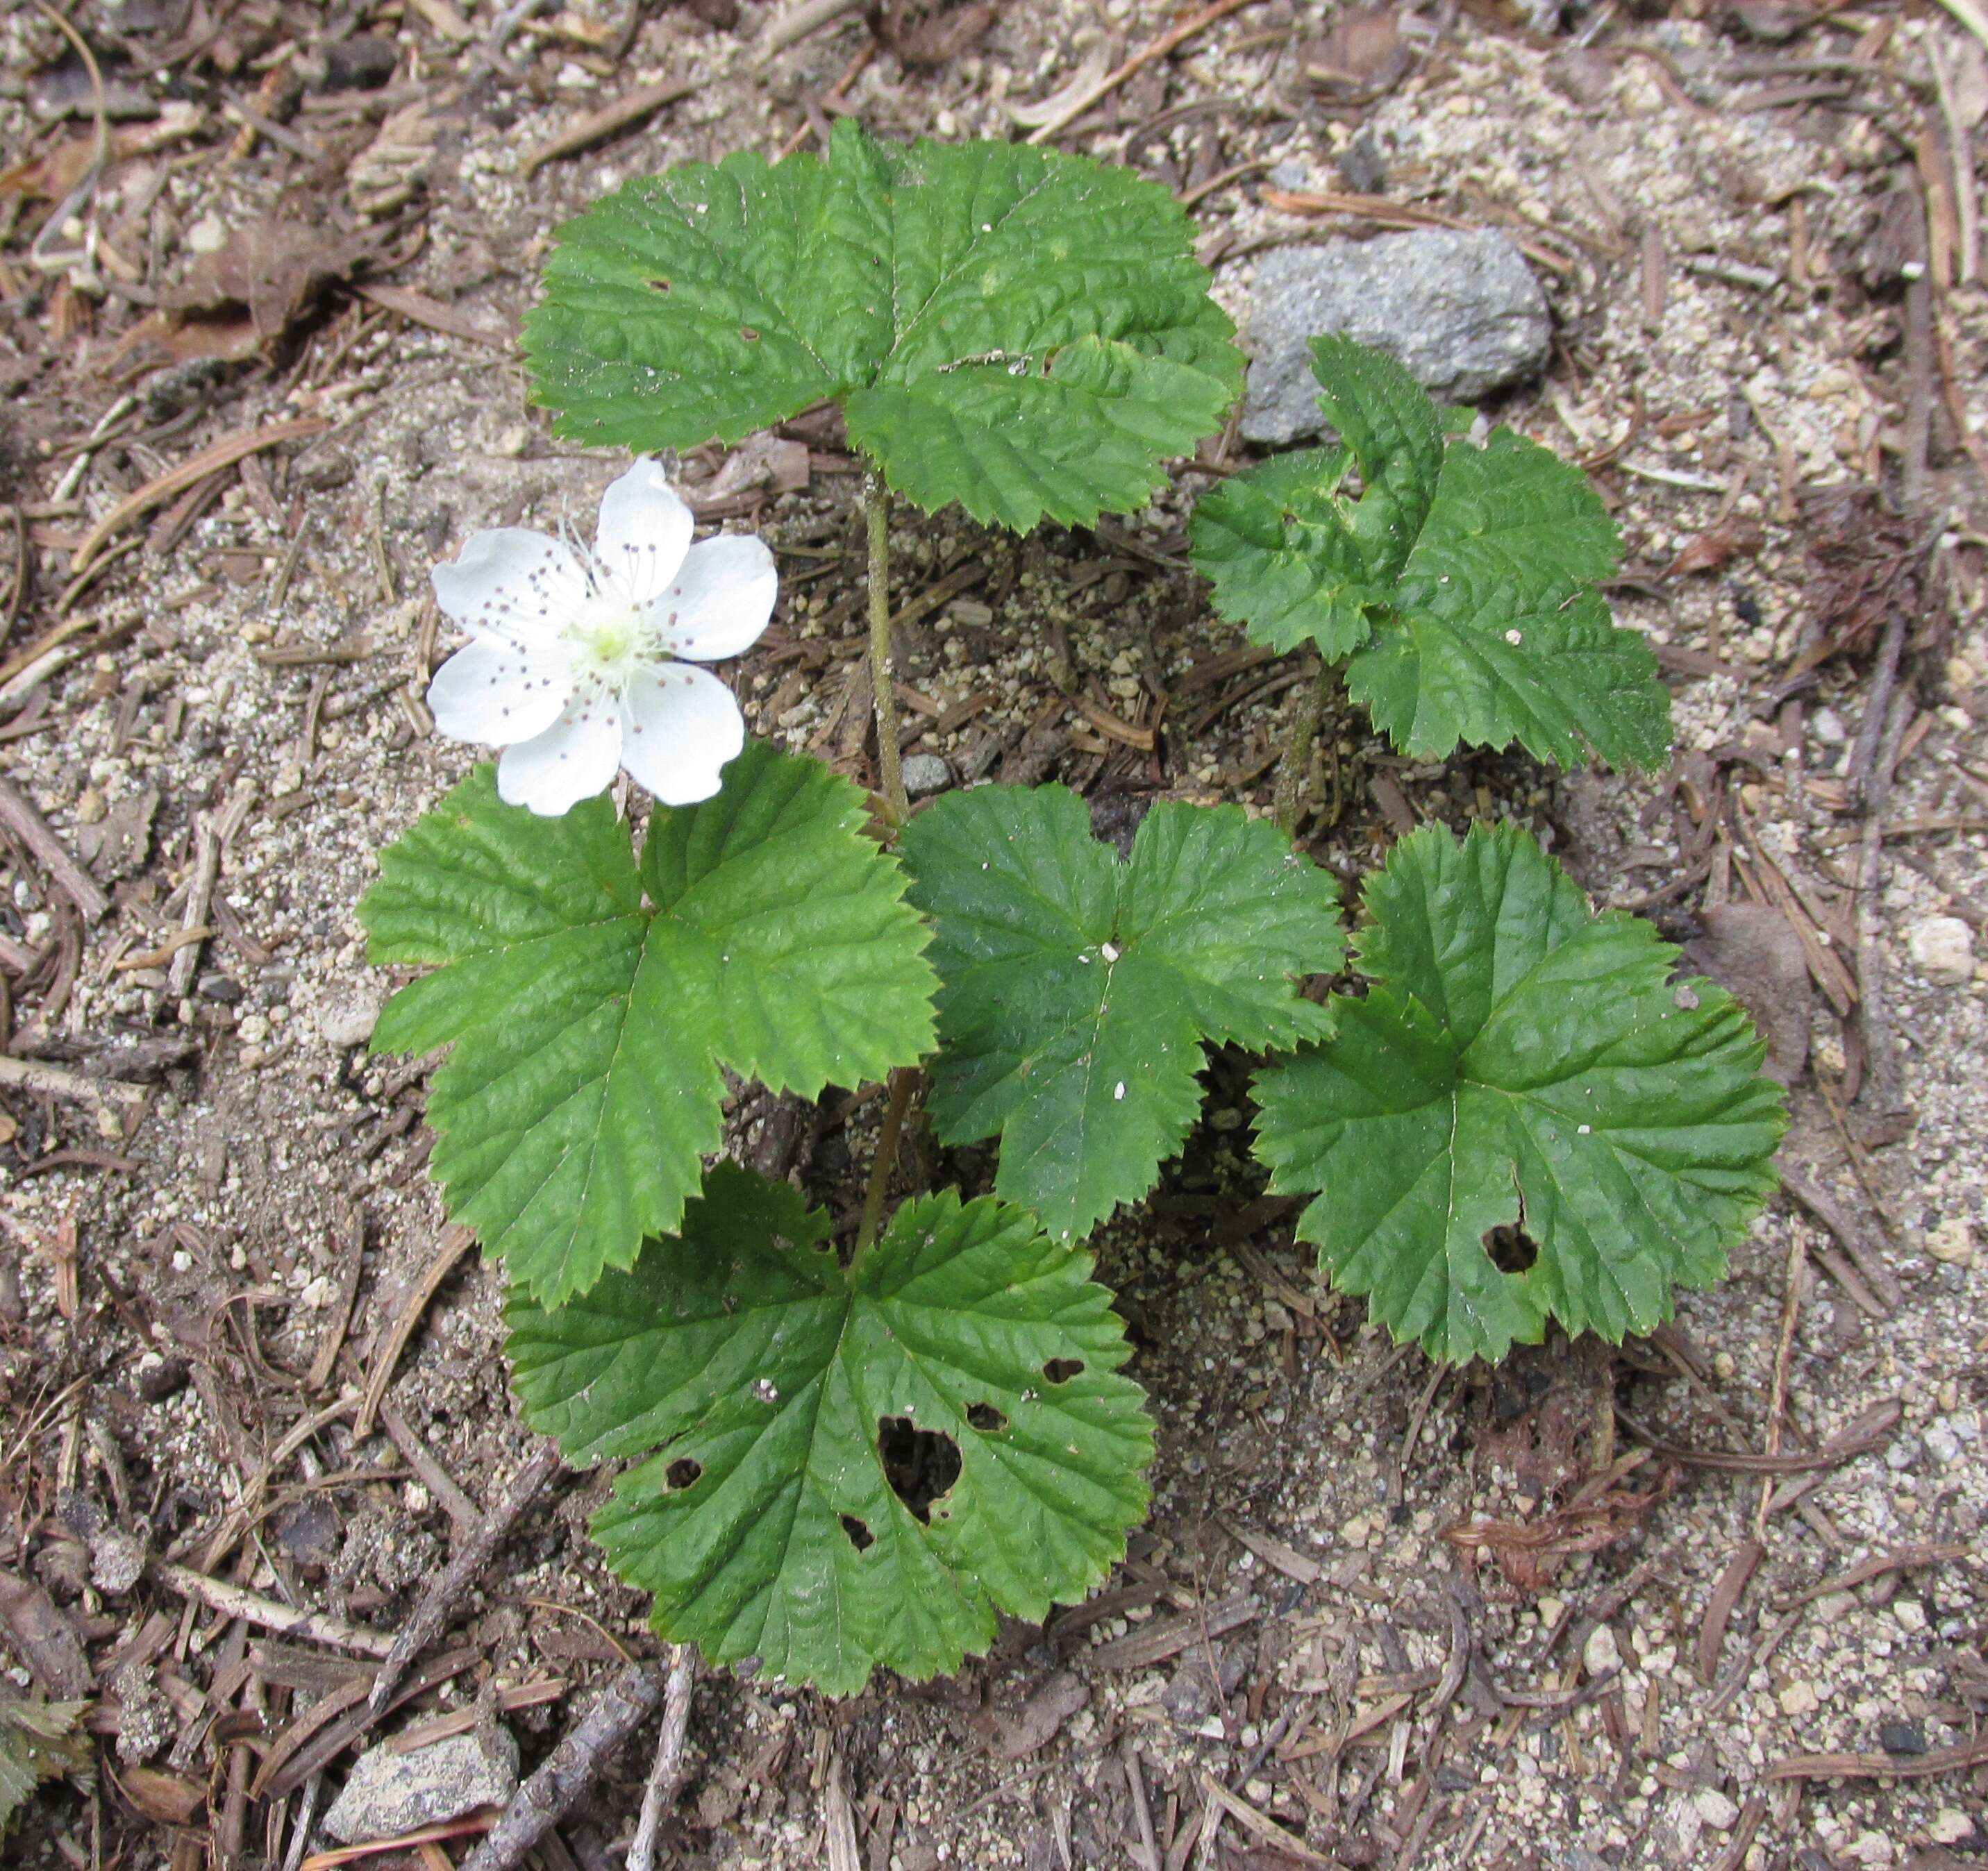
[67,417,327,580]
[1218,1515,1323,1586]
[355,1223,476,1439]
[0,1567,91,1696]
[1696,1538,1762,1684]
[0,775,110,922]
[1088,1593,1258,1671]
[522,79,694,179]
[1767,1729,1988,1782]
[1196,1772,1335,1866]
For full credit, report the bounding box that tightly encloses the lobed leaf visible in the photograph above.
[506,1164,1153,1696]
[1251,821,1787,1364]
[1189,335,1671,770]
[361,743,937,1307]
[524,121,1241,532]
[901,786,1343,1242]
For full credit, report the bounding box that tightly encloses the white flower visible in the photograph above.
[426,458,777,816]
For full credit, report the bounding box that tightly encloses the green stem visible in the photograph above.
[863,468,908,828]
[1272,657,1328,838]
[852,1067,919,1266]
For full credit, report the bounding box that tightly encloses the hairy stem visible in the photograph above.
[1272,658,1328,838]
[864,468,908,827]
[853,1067,919,1264]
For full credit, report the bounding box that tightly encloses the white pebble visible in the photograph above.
[1907,915,1974,987]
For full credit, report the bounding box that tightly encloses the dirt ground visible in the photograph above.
[1,1,1986,1868]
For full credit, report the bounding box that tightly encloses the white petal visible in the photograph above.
[426,637,569,746]
[432,528,587,639]
[594,458,693,604]
[648,534,778,663]
[619,664,745,806]
[496,696,624,816]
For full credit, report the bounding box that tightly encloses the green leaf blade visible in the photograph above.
[522,147,859,451]
[1253,823,1786,1364]
[507,1165,1153,1695]
[903,787,1341,1242]
[360,748,937,1307]
[527,123,1241,531]
[1189,338,1672,770]
[1188,446,1379,660]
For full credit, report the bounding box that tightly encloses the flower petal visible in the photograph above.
[594,458,693,605]
[432,528,588,641]
[496,695,624,816]
[618,664,745,807]
[648,533,779,663]
[426,637,569,746]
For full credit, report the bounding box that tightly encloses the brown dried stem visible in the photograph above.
[459,1659,666,1871]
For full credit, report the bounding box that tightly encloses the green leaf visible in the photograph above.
[1251,821,1787,1364]
[1189,335,1671,770]
[524,121,1241,532]
[0,1697,90,1838]
[360,742,937,1307]
[506,1163,1152,1696]
[901,786,1343,1243]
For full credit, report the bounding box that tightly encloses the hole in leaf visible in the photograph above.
[840,1514,874,1552]
[1482,1225,1538,1274]
[664,1457,702,1491]
[1042,1358,1085,1385]
[965,1402,1008,1434]
[740,325,760,342]
[649,278,671,293]
[876,1415,961,1525]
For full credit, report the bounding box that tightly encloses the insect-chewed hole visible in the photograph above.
[649,277,671,293]
[1042,1358,1086,1385]
[840,1514,874,1552]
[664,1457,703,1491]
[965,1402,1008,1434]
[877,1414,962,1525]
[1482,1225,1539,1274]
[740,325,760,342]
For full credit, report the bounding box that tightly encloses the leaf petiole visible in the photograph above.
[864,467,909,828]
[1271,656,1329,838]
[853,1065,921,1266]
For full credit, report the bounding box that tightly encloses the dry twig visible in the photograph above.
[1026,0,1262,145]
[151,1561,395,1657]
[460,1659,666,1871]
[369,1439,563,1713]
[627,1646,697,1871]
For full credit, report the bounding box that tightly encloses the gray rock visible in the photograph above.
[324,1728,518,1844]
[317,984,383,1049]
[901,753,953,798]
[1239,231,1552,444]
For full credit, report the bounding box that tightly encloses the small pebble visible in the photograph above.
[1694,1789,1739,1830]
[1926,1217,1975,1266]
[901,752,952,798]
[1582,1622,1621,1678]
[1907,915,1974,987]
[136,1354,190,1403]
[317,986,384,1049]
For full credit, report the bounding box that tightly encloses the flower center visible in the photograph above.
[562,594,659,689]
